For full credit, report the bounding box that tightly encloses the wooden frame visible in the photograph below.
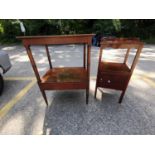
[95,38,143,103]
[17,34,94,105]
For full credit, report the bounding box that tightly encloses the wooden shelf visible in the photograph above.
[99,61,130,73]
[42,67,87,83]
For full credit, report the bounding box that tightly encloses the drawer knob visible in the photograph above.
[107,80,111,83]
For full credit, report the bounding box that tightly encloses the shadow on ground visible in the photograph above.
[42,83,155,135]
[0,44,155,135]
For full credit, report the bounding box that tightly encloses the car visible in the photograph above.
[0,51,12,95]
[92,33,116,47]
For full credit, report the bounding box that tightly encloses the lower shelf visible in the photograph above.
[42,67,87,83]
[40,67,88,90]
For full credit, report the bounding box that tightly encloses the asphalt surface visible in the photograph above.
[0,44,155,134]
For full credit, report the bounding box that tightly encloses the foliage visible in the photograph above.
[92,19,115,35]
[0,19,155,44]
[0,19,22,43]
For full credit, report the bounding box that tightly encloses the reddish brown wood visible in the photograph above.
[18,34,94,105]
[83,44,86,68]
[95,38,143,103]
[17,34,93,47]
[86,45,91,104]
[124,48,130,64]
[41,67,86,82]
[26,46,41,82]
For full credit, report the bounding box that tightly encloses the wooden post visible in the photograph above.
[45,45,52,69]
[26,46,41,83]
[86,44,91,104]
[94,47,103,98]
[83,44,86,68]
[130,46,143,73]
[124,48,130,64]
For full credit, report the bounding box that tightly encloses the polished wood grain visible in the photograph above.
[41,67,87,83]
[45,45,52,69]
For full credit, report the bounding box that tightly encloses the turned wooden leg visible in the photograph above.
[40,87,48,106]
[94,85,98,99]
[119,90,126,104]
[86,88,89,104]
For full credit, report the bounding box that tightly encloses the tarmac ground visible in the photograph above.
[0,44,155,134]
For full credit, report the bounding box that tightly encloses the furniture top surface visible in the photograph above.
[17,34,94,46]
[17,34,94,39]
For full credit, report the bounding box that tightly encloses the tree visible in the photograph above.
[0,19,155,43]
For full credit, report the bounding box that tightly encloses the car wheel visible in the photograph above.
[0,74,4,95]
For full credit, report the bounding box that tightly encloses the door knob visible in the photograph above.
[107,80,111,83]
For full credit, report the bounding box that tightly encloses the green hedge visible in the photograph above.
[0,19,155,44]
